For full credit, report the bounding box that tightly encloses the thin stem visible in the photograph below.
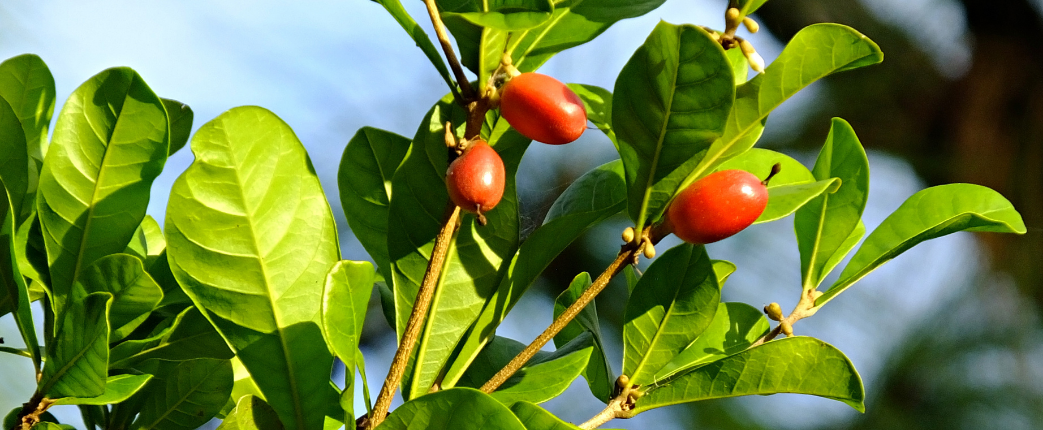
[368,205,462,429]
[481,245,639,393]
[423,0,475,101]
[578,397,624,430]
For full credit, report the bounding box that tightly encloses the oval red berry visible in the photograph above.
[446,140,506,214]
[666,169,768,244]
[500,73,587,145]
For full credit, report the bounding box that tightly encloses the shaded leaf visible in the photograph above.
[623,244,721,386]
[653,302,769,381]
[339,128,410,280]
[165,106,338,430]
[737,0,770,15]
[379,387,526,430]
[442,0,554,31]
[39,292,112,399]
[0,178,39,368]
[510,402,580,430]
[633,337,865,414]
[74,254,163,342]
[553,272,614,402]
[0,54,55,220]
[0,96,32,224]
[37,67,169,316]
[131,358,233,430]
[53,374,153,406]
[162,99,193,156]
[489,334,593,405]
[567,84,615,147]
[110,306,232,369]
[818,184,1026,307]
[217,395,284,430]
[613,22,735,229]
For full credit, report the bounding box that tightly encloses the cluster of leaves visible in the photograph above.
[0,1,1027,430]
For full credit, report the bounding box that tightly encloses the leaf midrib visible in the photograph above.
[634,27,683,231]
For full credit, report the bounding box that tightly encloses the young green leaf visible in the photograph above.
[109,306,232,369]
[553,272,614,402]
[37,67,169,317]
[795,118,870,290]
[817,184,1027,307]
[632,337,865,415]
[623,244,721,386]
[510,402,581,430]
[130,358,234,430]
[0,178,39,369]
[460,334,593,405]
[711,260,736,286]
[74,254,163,342]
[726,48,750,85]
[0,53,56,217]
[124,215,166,267]
[52,374,153,406]
[681,24,883,192]
[162,98,193,157]
[387,95,529,399]
[380,387,527,430]
[374,0,458,97]
[217,395,284,430]
[339,127,411,281]
[653,302,769,381]
[440,159,625,389]
[441,0,554,31]
[321,260,376,422]
[165,106,338,430]
[39,292,112,399]
[613,22,735,229]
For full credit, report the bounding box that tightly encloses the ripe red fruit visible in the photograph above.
[665,169,769,244]
[500,73,587,145]
[446,139,506,217]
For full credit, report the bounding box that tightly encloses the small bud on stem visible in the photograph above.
[764,302,784,321]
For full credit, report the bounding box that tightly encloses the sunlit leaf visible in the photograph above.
[321,260,375,423]
[53,374,153,406]
[217,395,284,430]
[711,260,736,286]
[737,0,770,15]
[131,358,234,430]
[442,0,554,31]
[818,184,1026,307]
[379,387,526,430]
[162,98,193,157]
[653,302,769,381]
[39,292,112,399]
[467,333,593,405]
[510,402,580,430]
[567,84,615,148]
[623,244,721,386]
[0,54,55,221]
[74,254,163,342]
[166,106,338,430]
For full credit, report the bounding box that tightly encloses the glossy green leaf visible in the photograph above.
[653,302,769,381]
[613,22,735,229]
[623,244,721,386]
[124,215,166,266]
[795,118,870,290]
[109,306,232,369]
[218,356,266,419]
[0,54,56,219]
[681,24,883,193]
[387,95,529,399]
[37,67,169,316]
[510,402,580,430]
[553,272,614,402]
[321,260,375,422]
[726,48,749,85]
[131,358,234,430]
[0,96,32,224]
[74,254,163,342]
[632,337,865,414]
[737,0,770,15]
[442,0,554,31]
[339,128,410,280]
[53,374,153,405]
[375,0,458,97]
[711,260,736,286]
[15,214,50,291]
[457,334,593,403]
[217,395,284,430]
[441,159,625,389]
[821,220,865,280]
[162,99,193,156]
[760,179,840,224]
[567,84,615,147]
[818,184,1027,307]
[165,106,338,430]
[0,178,39,369]
[379,387,527,430]
[39,292,112,399]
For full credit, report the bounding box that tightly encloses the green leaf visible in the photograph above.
[15,214,50,291]
[165,106,338,430]
[339,128,411,280]
[0,96,32,224]
[375,0,458,97]
[387,96,529,399]
[442,0,554,31]
[217,395,284,430]
[490,334,593,405]
[711,260,736,286]
[0,178,39,369]
[39,292,112,399]
[795,118,870,291]
[818,184,1027,307]
[109,306,232,369]
[681,24,883,193]
[623,244,721,386]
[737,0,770,15]
[3,409,59,430]
[37,67,169,316]
[124,215,166,266]
[726,48,749,85]
[653,302,769,381]
[53,374,153,405]
[632,337,865,414]
[553,273,613,402]
[441,159,625,389]
[321,260,375,422]
[0,54,56,219]
[131,358,234,430]
[379,387,527,430]
[510,402,580,430]
[760,179,840,224]
[613,22,735,229]
[162,99,193,157]
[567,84,615,147]
[74,254,164,342]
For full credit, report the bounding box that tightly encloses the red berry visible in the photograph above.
[446,140,505,215]
[500,73,587,145]
[665,169,768,244]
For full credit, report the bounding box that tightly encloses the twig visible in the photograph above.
[368,205,462,429]
[577,376,642,429]
[423,0,475,101]
[750,288,823,348]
